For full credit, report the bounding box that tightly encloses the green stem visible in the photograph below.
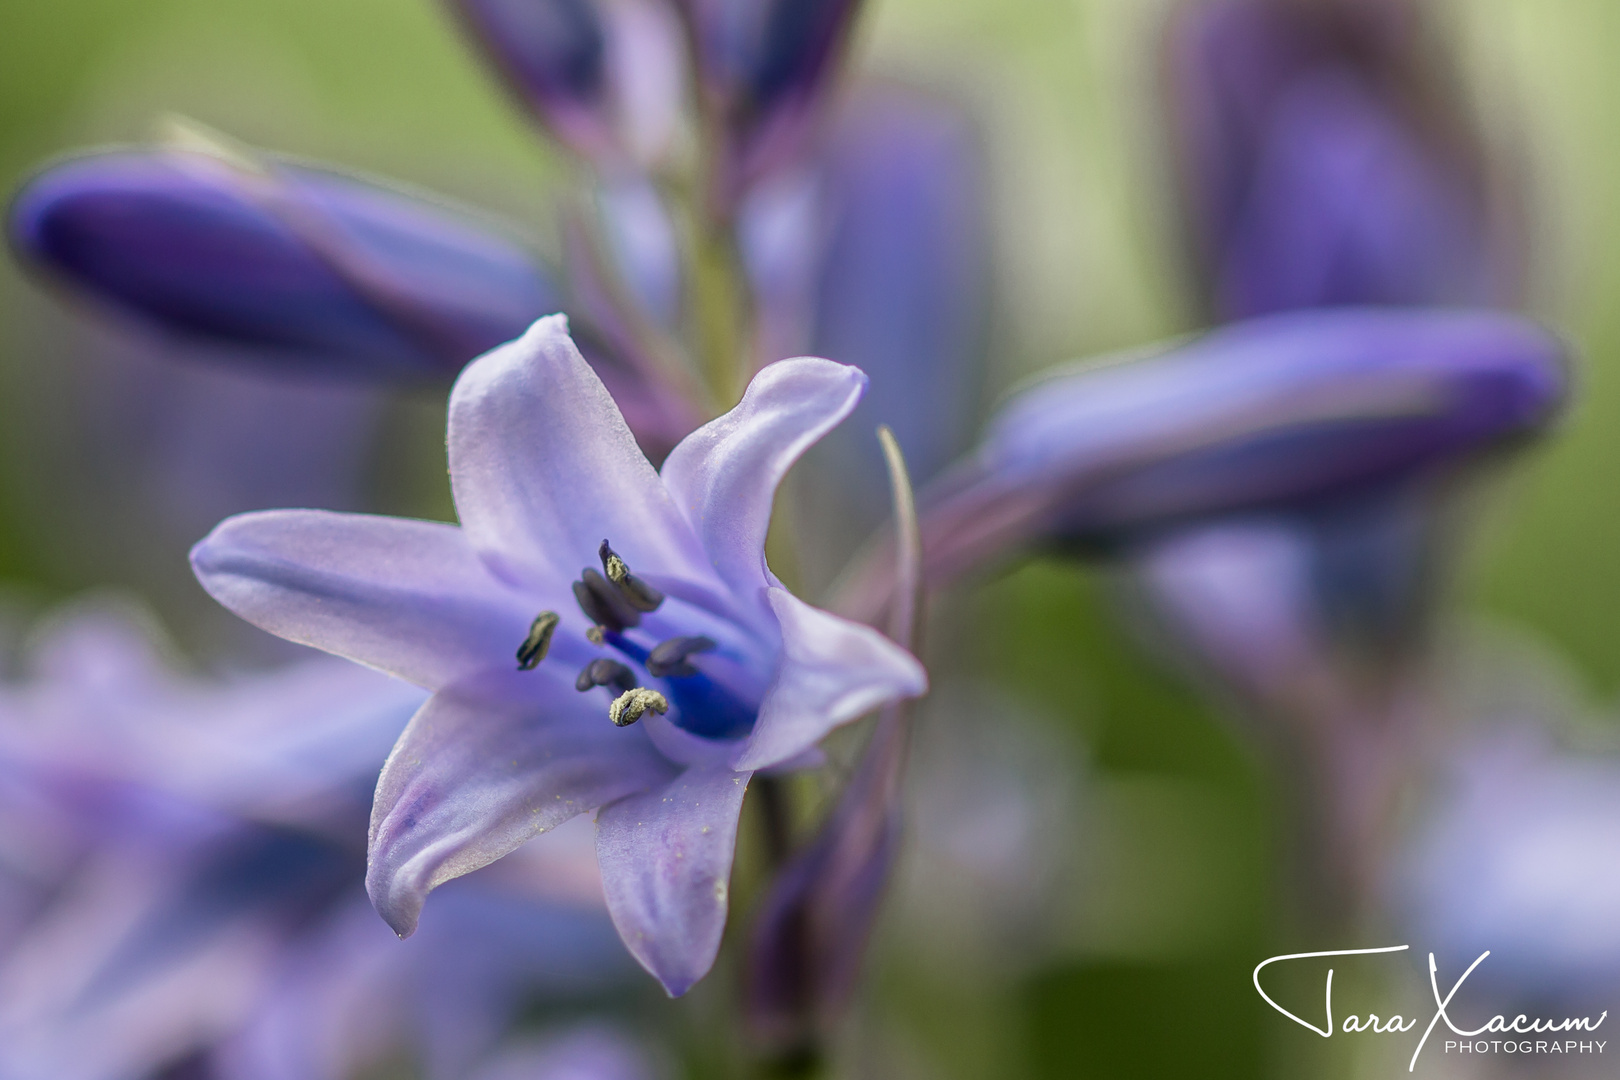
[686,211,753,407]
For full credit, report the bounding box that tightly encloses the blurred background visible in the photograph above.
[1,1,1617,1078]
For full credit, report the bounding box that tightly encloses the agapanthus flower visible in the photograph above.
[0,606,635,1080]
[191,315,926,995]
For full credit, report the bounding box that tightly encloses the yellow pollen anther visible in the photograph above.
[516,611,560,670]
[608,688,669,728]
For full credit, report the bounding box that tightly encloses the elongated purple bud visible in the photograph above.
[1165,0,1519,319]
[961,309,1561,558]
[10,147,562,381]
[449,0,685,166]
[677,0,865,202]
[834,308,1566,624]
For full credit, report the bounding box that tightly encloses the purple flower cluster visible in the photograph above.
[1,0,1607,1073]
[0,606,647,1080]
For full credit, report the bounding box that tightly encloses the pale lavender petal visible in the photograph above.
[734,589,925,772]
[367,670,675,937]
[191,509,540,689]
[447,315,708,588]
[660,356,866,614]
[594,764,751,996]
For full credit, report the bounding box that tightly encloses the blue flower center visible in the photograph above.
[514,538,762,740]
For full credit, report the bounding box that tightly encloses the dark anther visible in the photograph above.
[598,539,664,613]
[516,611,560,670]
[575,658,638,694]
[573,568,641,632]
[646,635,717,678]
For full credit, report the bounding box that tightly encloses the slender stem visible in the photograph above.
[685,210,753,406]
[754,773,795,870]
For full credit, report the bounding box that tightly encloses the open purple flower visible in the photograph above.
[190,314,926,995]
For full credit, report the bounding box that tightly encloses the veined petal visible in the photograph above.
[734,588,926,772]
[447,315,709,588]
[190,510,541,689]
[594,764,751,996]
[660,357,866,616]
[367,670,674,938]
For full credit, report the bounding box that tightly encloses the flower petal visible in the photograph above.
[594,764,751,996]
[660,356,866,616]
[447,315,709,588]
[367,670,675,937]
[733,588,927,771]
[191,509,545,689]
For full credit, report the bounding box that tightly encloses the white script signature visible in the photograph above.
[1252,946,1608,1072]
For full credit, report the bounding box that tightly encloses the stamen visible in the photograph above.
[515,611,560,671]
[646,635,718,678]
[575,658,637,694]
[608,688,669,727]
[585,625,606,646]
[598,539,664,613]
[573,568,641,632]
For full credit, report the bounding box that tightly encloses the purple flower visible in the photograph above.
[9,145,561,381]
[738,86,988,577]
[1135,491,1439,701]
[0,606,635,1080]
[1165,0,1517,318]
[464,1026,659,1080]
[449,0,686,167]
[1395,721,1620,1007]
[190,315,926,995]
[894,308,1564,600]
[676,0,864,202]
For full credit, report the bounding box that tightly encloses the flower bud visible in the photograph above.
[1164,0,1520,319]
[677,0,865,202]
[449,0,685,167]
[10,145,561,381]
[830,308,1567,625]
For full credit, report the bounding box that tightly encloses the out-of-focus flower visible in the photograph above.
[738,84,988,587]
[864,307,1564,612]
[464,1026,660,1080]
[1164,0,1519,319]
[1395,721,1620,1009]
[806,91,984,490]
[1135,489,1439,702]
[676,0,865,204]
[448,0,687,168]
[190,315,926,995]
[0,605,634,1080]
[9,141,562,381]
[772,89,986,570]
